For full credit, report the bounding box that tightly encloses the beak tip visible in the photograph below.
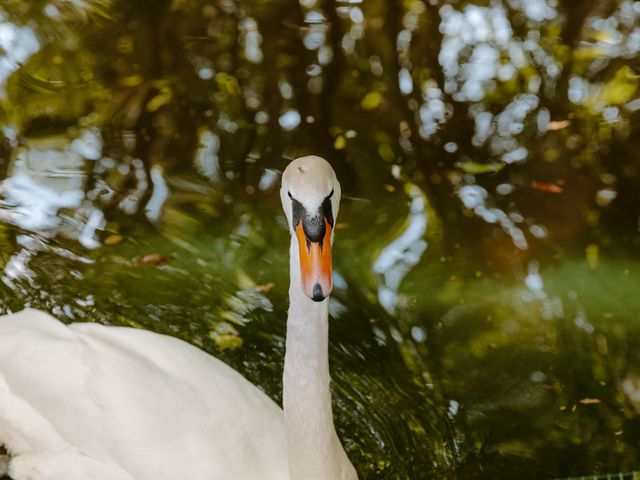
[311,283,326,302]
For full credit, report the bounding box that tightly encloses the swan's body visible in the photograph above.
[0,156,358,480]
[0,310,287,480]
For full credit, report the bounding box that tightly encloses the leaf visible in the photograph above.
[104,235,123,246]
[209,322,244,351]
[361,91,383,110]
[547,120,570,131]
[257,282,275,294]
[137,254,170,266]
[532,181,563,193]
[579,398,601,405]
[212,333,244,351]
[334,135,346,150]
[456,161,505,174]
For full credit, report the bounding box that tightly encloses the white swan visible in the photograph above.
[0,155,358,480]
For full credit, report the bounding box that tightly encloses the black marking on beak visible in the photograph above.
[302,214,325,244]
[312,283,325,302]
[290,192,334,239]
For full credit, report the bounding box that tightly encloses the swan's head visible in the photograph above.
[281,155,341,302]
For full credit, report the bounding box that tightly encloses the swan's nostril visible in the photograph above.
[311,284,325,302]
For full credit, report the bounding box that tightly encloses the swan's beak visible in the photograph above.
[295,219,332,302]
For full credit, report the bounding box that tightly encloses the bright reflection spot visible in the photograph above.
[78,208,105,249]
[529,224,547,239]
[507,0,557,22]
[625,98,640,112]
[333,271,348,290]
[502,146,528,164]
[398,68,413,95]
[194,130,221,182]
[530,371,546,383]
[568,75,589,104]
[411,326,426,343]
[217,115,238,133]
[44,4,61,18]
[145,166,169,222]
[536,108,550,133]
[279,109,301,131]
[306,64,322,76]
[369,55,383,76]
[574,307,594,334]
[258,169,279,191]
[418,82,447,139]
[485,93,539,163]
[0,15,40,90]
[448,400,459,417]
[596,188,618,207]
[303,11,328,52]
[2,248,35,290]
[524,260,545,299]
[471,109,494,146]
[317,45,332,65]
[338,0,365,54]
[304,27,325,50]
[118,159,148,215]
[496,183,514,195]
[239,17,263,64]
[71,128,102,160]
[458,184,528,250]
[373,182,428,314]
[1,149,84,231]
[349,7,364,24]
[587,2,640,58]
[603,105,620,123]
[254,111,269,125]
[439,4,512,102]
[444,142,458,153]
[305,10,326,24]
[2,125,18,148]
[497,94,538,136]
[198,67,214,80]
[278,79,294,100]
[329,297,347,319]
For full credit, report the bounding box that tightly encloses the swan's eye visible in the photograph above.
[328,189,334,199]
[288,191,293,199]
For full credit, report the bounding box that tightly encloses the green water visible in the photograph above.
[1,0,639,478]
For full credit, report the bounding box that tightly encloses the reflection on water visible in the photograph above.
[1,132,105,249]
[373,171,428,314]
[0,14,39,90]
[0,0,639,477]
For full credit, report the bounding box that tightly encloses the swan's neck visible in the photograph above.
[283,239,356,480]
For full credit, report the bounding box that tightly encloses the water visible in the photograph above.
[1,0,639,478]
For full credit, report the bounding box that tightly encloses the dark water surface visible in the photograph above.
[1,0,640,478]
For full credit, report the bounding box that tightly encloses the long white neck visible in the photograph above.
[283,239,357,480]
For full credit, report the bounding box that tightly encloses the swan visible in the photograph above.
[0,155,358,480]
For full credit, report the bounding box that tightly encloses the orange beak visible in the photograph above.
[295,219,333,301]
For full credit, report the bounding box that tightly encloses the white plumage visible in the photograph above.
[0,309,287,480]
